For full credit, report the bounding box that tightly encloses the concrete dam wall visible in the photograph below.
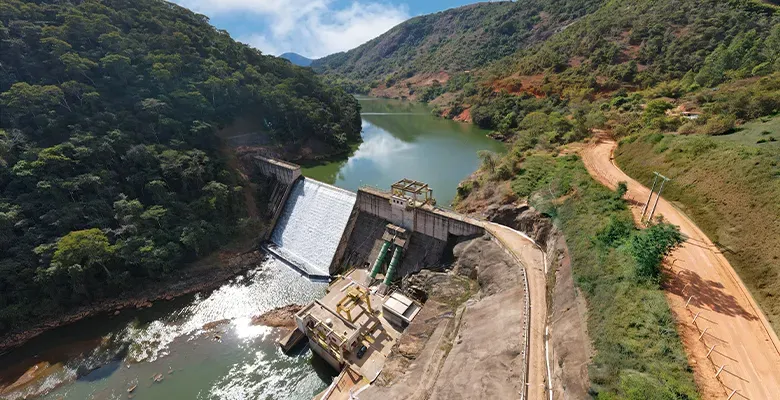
[251,155,301,184]
[269,178,356,278]
[253,156,485,281]
[355,187,484,241]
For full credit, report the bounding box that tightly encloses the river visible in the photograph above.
[0,98,502,400]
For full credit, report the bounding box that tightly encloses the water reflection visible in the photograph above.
[303,98,505,206]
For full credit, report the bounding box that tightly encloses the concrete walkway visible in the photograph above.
[483,223,548,400]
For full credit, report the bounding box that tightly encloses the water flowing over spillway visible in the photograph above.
[270,178,356,277]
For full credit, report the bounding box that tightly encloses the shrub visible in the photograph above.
[629,222,684,282]
[700,114,736,136]
[595,215,634,248]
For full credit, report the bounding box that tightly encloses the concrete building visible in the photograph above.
[295,269,419,381]
[382,292,421,329]
[295,300,362,369]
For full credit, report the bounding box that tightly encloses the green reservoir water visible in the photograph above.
[303,97,504,206]
[0,97,502,400]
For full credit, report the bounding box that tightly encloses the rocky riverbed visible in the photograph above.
[251,304,303,328]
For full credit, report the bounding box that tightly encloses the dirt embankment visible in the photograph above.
[365,219,589,400]
[362,236,527,400]
[0,249,266,353]
[479,202,593,399]
[251,304,303,328]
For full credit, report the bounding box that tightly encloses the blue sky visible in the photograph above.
[171,0,483,59]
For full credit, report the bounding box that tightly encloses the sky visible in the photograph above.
[171,0,482,59]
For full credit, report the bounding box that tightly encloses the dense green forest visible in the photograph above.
[0,0,361,334]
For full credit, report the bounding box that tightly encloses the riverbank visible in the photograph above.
[0,244,265,354]
[251,304,303,328]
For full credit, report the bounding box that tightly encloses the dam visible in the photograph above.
[252,156,485,282]
[268,178,357,278]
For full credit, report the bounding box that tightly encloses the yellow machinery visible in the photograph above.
[336,286,373,323]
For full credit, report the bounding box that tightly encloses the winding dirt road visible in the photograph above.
[581,137,780,400]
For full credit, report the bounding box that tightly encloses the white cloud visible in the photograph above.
[173,0,409,58]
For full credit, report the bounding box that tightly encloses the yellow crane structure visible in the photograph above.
[336,286,373,323]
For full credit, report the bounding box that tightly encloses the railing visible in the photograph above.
[484,226,534,400]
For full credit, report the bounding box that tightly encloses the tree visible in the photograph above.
[50,229,115,277]
[629,222,683,281]
[0,83,66,127]
[0,0,361,335]
[478,150,498,173]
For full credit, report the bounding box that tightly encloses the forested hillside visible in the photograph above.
[316,0,778,122]
[315,0,780,398]
[312,0,603,93]
[0,0,360,334]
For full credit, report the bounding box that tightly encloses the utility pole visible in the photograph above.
[645,172,670,223]
[640,173,659,219]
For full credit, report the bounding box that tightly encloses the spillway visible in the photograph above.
[270,178,356,277]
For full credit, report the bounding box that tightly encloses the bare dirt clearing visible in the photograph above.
[582,136,780,400]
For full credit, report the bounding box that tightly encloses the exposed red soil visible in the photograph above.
[453,107,472,123]
[492,74,546,98]
[568,56,585,68]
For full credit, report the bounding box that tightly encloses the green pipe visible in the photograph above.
[370,241,391,279]
[383,247,403,286]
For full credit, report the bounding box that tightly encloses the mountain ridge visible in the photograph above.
[281,52,313,67]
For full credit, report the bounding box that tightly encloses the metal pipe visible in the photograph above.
[383,247,403,285]
[370,241,391,279]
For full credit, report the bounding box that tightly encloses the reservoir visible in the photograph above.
[303,97,504,206]
[0,98,503,399]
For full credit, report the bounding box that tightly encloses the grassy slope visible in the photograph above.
[714,114,780,147]
[456,154,699,398]
[616,134,780,332]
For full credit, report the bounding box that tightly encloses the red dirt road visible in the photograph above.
[582,138,780,400]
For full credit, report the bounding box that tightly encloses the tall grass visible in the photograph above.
[616,133,780,335]
[522,154,699,399]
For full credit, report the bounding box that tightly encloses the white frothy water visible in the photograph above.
[270,178,356,276]
[3,259,330,400]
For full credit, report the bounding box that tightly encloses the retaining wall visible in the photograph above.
[253,155,301,184]
[251,156,302,240]
[356,187,484,241]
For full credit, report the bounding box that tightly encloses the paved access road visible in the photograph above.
[484,223,548,400]
[582,137,780,400]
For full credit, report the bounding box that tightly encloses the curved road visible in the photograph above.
[582,137,780,400]
[484,223,548,400]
